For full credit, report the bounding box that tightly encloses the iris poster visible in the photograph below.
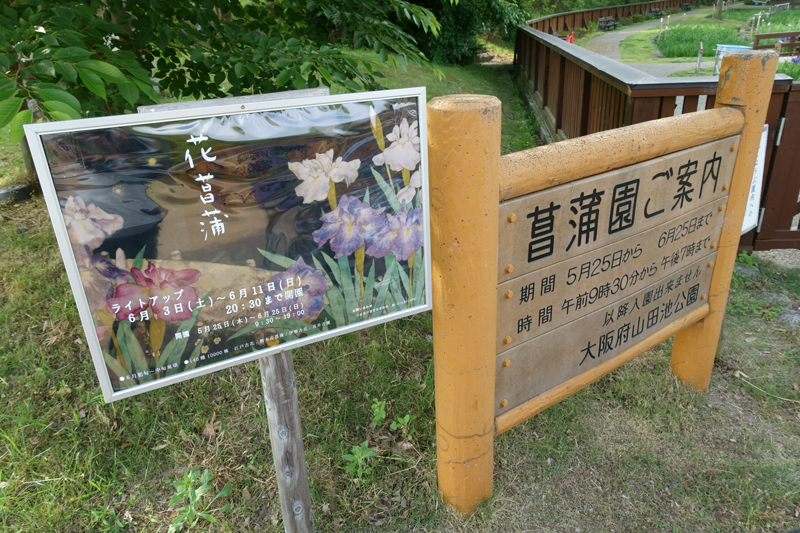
[25,89,431,402]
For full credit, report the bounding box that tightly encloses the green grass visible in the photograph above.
[669,66,716,76]
[2,56,800,532]
[778,58,800,81]
[334,50,539,155]
[658,24,751,57]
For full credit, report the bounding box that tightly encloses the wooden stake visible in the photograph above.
[259,350,314,532]
[671,50,778,391]
[428,95,501,515]
[696,41,704,75]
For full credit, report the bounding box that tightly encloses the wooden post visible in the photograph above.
[670,50,778,390]
[259,350,314,532]
[428,95,501,515]
[696,42,704,74]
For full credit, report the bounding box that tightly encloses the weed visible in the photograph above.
[342,441,377,479]
[167,467,232,533]
[737,250,758,267]
[371,398,387,427]
[390,414,414,440]
[90,506,125,533]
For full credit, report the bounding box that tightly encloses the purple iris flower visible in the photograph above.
[793,57,800,63]
[262,257,329,321]
[366,204,423,261]
[312,195,387,259]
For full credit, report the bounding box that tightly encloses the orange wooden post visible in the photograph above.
[670,50,778,390]
[428,95,502,514]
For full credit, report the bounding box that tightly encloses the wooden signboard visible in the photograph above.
[497,136,738,282]
[427,51,779,516]
[496,252,716,415]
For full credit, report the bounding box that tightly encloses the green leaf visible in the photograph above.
[117,78,139,106]
[373,255,396,311]
[234,62,244,77]
[256,248,296,269]
[9,109,32,144]
[52,46,93,62]
[30,59,55,78]
[364,260,376,313]
[41,100,81,120]
[77,59,125,83]
[337,255,358,323]
[132,79,159,104]
[275,69,291,88]
[35,87,81,113]
[370,167,401,213]
[48,110,74,121]
[0,97,23,129]
[0,82,17,102]
[117,321,150,376]
[40,34,58,47]
[216,484,232,498]
[54,61,77,82]
[132,245,146,271]
[317,65,332,85]
[413,248,425,305]
[77,66,105,99]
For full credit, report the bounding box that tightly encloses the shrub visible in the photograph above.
[620,16,633,25]
[632,13,645,22]
[409,0,527,65]
[587,20,599,32]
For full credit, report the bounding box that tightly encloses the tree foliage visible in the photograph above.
[409,0,527,64]
[0,0,443,143]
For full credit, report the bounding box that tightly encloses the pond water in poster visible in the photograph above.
[36,93,429,397]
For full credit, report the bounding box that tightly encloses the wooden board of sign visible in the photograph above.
[496,197,727,352]
[495,252,716,415]
[497,136,739,283]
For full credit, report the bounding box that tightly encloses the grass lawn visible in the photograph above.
[2,52,800,533]
[621,8,800,63]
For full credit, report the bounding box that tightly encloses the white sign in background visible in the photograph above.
[741,124,769,235]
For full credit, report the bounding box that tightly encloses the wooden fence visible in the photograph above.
[526,0,703,35]
[754,30,800,57]
[514,25,800,250]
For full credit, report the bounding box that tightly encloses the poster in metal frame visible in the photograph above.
[24,88,432,403]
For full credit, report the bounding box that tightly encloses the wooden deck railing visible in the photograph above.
[514,25,800,250]
[526,0,703,34]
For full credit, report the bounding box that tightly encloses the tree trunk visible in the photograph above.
[715,0,724,20]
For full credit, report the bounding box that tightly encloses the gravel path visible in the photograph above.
[582,9,718,77]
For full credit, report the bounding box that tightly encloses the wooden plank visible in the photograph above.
[495,303,708,434]
[660,96,677,118]
[499,107,743,201]
[632,97,661,124]
[495,253,716,417]
[683,95,699,114]
[497,197,727,352]
[497,135,738,282]
[259,350,315,533]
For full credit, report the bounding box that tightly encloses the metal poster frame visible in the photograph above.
[24,88,432,402]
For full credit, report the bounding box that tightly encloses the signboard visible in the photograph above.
[25,89,431,402]
[496,254,716,415]
[497,136,738,283]
[741,124,769,234]
[495,137,736,414]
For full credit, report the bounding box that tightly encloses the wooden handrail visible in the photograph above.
[499,106,744,201]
